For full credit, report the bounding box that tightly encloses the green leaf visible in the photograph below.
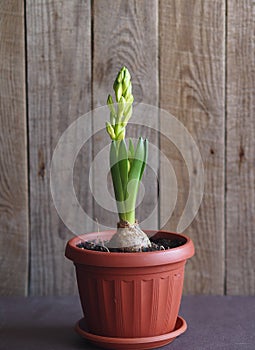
[118,139,128,200]
[110,141,125,216]
[139,138,148,181]
[128,138,134,168]
[129,137,144,180]
[125,137,145,213]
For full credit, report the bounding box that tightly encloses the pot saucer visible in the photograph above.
[75,316,187,350]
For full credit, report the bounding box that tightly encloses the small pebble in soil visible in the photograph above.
[77,236,186,253]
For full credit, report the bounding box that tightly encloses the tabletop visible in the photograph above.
[1,295,255,350]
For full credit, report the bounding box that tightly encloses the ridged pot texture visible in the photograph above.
[65,230,194,338]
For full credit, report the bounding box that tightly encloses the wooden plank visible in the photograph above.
[0,1,28,295]
[160,0,225,294]
[26,0,92,295]
[226,0,255,295]
[92,0,159,230]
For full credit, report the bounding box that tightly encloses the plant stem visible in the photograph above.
[125,211,135,224]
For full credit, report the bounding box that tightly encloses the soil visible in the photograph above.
[76,235,186,253]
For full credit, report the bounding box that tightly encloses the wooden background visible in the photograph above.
[0,0,254,296]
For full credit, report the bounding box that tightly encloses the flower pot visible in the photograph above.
[65,230,194,349]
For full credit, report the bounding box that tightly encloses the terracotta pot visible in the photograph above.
[65,230,194,349]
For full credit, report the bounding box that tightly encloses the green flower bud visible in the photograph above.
[123,82,132,99]
[106,121,116,140]
[107,94,116,115]
[107,67,133,141]
[115,83,122,102]
[115,125,125,140]
[117,96,126,119]
[122,110,132,127]
[107,94,113,105]
[122,75,130,95]
[110,111,115,126]
[124,67,130,81]
[126,94,134,104]
[123,103,132,120]
[117,67,125,82]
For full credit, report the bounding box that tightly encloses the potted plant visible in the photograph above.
[65,67,194,349]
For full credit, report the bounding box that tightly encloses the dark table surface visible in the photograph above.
[1,296,255,350]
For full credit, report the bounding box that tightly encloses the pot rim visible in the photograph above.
[65,230,195,267]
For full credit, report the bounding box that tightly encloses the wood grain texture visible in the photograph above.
[26,0,92,295]
[0,1,28,295]
[92,0,159,230]
[160,0,225,294]
[226,0,255,295]
[1,0,254,297]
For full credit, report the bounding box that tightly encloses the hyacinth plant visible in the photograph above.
[105,67,152,251]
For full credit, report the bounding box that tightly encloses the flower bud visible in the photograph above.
[110,111,115,126]
[115,83,122,102]
[117,67,125,82]
[126,94,134,104]
[107,94,116,115]
[115,126,125,140]
[117,96,126,118]
[123,82,132,99]
[106,122,116,140]
[123,103,132,120]
[122,75,130,95]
